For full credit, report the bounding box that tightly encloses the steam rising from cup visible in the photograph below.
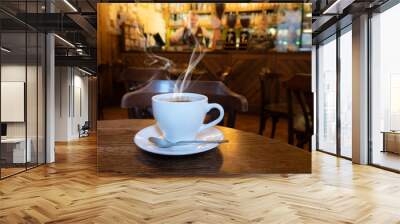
[173,11,206,95]
[130,7,206,95]
[173,41,205,95]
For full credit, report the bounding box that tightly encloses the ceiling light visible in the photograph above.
[78,67,93,76]
[323,0,354,15]
[76,48,86,55]
[1,47,11,53]
[63,0,78,12]
[54,34,75,48]
[323,0,341,14]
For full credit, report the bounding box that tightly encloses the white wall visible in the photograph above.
[73,74,89,137]
[55,67,89,141]
[1,65,37,138]
[1,65,26,138]
[55,66,70,141]
[1,63,46,164]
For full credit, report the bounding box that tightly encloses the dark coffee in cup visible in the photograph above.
[152,93,225,142]
[167,98,192,103]
[163,96,193,103]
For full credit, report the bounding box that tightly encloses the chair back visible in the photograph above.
[119,67,169,92]
[284,74,313,142]
[112,62,126,79]
[259,72,282,107]
[82,121,90,130]
[121,80,248,127]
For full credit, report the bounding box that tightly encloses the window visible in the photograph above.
[316,26,352,158]
[339,28,352,158]
[317,36,337,154]
[370,3,400,171]
[0,1,46,179]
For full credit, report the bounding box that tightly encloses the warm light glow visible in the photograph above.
[268,28,277,36]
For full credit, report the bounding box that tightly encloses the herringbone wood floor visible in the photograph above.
[0,135,400,224]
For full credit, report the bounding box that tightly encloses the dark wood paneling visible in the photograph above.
[100,51,311,112]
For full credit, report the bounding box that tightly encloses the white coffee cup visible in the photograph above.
[152,93,224,142]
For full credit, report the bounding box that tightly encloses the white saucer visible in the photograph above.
[134,125,224,156]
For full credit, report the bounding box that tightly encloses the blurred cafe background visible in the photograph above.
[97,3,312,149]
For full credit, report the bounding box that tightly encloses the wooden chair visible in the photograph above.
[218,66,232,85]
[258,72,288,138]
[78,121,90,138]
[121,80,248,128]
[284,74,313,151]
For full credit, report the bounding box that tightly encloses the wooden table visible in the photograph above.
[97,119,311,176]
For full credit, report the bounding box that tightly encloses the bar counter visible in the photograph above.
[120,50,311,112]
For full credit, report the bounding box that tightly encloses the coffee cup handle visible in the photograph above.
[200,103,224,132]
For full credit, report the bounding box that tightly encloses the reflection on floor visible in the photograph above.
[0,167,25,178]
[0,163,41,179]
[373,150,400,171]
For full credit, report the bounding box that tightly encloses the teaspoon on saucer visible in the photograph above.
[148,137,228,148]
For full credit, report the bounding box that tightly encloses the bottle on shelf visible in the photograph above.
[224,13,237,49]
